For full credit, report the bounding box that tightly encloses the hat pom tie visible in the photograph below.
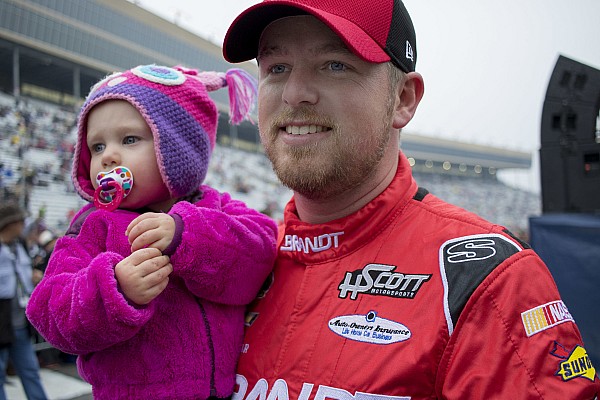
[224,68,257,125]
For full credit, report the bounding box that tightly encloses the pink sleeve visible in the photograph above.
[26,212,154,354]
[168,187,277,305]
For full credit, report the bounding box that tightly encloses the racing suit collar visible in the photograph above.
[278,152,419,264]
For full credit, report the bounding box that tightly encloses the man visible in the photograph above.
[223,0,600,398]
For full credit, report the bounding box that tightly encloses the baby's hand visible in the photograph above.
[126,212,175,252]
[115,248,172,305]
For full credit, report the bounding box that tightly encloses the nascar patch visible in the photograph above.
[521,300,574,337]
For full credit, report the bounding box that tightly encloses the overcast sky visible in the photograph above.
[135,0,600,192]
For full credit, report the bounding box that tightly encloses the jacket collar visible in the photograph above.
[278,152,418,264]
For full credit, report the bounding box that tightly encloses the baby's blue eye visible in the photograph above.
[92,143,105,153]
[123,136,138,145]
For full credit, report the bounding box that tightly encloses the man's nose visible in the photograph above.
[282,68,319,107]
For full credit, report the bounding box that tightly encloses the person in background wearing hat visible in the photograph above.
[26,65,278,399]
[222,0,600,398]
[0,203,48,400]
[31,230,57,286]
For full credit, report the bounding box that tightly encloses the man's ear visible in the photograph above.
[392,72,424,129]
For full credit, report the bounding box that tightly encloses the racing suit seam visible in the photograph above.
[430,309,451,399]
[302,269,336,383]
[484,253,545,398]
[454,252,545,398]
[320,286,346,386]
[274,277,304,375]
[415,197,505,397]
[412,196,501,234]
[417,195,518,396]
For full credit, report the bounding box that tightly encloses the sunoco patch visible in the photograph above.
[550,341,596,382]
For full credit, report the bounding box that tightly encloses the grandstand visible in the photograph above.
[0,0,540,237]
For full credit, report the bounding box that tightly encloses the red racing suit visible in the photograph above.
[235,153,600,399]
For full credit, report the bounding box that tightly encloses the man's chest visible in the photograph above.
[236,246,448,400]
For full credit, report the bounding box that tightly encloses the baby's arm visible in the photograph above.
[26,209,156,355]
[166,188,278,305]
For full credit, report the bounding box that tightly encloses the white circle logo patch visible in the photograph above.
[328,311,411,345]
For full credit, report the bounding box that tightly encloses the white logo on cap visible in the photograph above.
[405,41,414,62]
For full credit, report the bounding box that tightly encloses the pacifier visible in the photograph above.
[93,166,134,211]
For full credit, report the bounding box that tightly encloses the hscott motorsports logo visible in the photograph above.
[338,263,431,300]
[328,311,411,345]
[550,341,597,382]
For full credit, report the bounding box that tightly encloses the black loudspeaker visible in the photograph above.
[540,55,600,213]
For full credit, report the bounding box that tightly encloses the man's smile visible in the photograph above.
[284,125,330,135]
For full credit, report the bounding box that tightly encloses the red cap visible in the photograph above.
[223,0,417,73]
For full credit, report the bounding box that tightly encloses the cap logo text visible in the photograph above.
[405,41,414,62]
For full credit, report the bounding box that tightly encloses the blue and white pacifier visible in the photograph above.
[93,166,134,211]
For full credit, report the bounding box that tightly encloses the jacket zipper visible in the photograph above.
[197,301,217,397]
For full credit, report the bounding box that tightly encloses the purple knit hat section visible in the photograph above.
[72,65,257,202]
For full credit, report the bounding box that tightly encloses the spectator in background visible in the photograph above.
[30,230,62,367]
[0,202,48,400]
[31,230,57,286]
[0,163,14,201]
[23,217,45,261]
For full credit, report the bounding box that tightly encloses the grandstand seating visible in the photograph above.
[413,171,540,238]
[0,92,540,239]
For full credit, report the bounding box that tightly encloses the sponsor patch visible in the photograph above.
[521,300,574,337]
[328,311,411,345]
[338,263,431,300]
[235,375,411,400]
[550,341,596,382]
[439,233,522,336]
[445,237,497,263]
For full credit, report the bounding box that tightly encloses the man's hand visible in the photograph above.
[115,247,172,305]
[126,213,175,252]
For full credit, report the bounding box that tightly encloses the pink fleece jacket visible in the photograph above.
[26,186,277,400]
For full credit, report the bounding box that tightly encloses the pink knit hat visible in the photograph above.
[72,65,257,201]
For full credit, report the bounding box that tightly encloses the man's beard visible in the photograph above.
[260,107,393,200]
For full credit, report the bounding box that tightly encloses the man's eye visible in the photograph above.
[329,62,346,71]
[123,136,138,145]
[270,65,287,74]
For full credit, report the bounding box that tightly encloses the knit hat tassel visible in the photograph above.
[224,68,257,125]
